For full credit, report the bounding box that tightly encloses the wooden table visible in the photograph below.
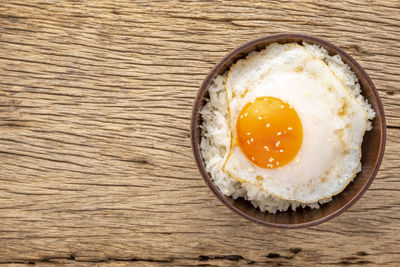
[0,1,399,266]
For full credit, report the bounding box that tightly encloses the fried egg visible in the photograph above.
[223,43,368,203]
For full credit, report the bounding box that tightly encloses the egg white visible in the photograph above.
[222,43,368,203]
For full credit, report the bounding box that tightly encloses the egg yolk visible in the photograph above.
[236,97,303,169]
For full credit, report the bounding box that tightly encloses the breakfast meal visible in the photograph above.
[200,42,376,213]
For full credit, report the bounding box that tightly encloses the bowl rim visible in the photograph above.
[190,33,386,229]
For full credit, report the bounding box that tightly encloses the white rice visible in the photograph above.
[200,42,376,213]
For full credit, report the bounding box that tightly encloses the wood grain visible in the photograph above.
[0,0,399,266]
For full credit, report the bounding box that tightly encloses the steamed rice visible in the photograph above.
[200,42,375,213]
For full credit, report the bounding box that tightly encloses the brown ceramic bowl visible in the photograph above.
[191,34,386,228]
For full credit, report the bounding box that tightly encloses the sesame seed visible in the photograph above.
[258,116,262,120]
[264,146,270,151]
[254,109,258,113]
[247,132,251,135]
[250,100,255,103]
[264,98,268,101]
[288,127,292,130]
[277,132,282,136]
[276,162,279,166]
[275,141,280,147]
[240,115,243,118]
[244,113,248,117]
[281,105,284,109]
[279,149,284,152]
[251,156,255,161]
[225,189,229,193]
[250,138,254,143]
[247,140,250,144]
[269,157,274,162]
[289,105,293,109]
[266,123,270,127]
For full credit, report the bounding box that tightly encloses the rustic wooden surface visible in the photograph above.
[0,0,399,266]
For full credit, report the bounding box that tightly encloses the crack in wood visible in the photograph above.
[387,125,400,130]
[2,250,306,265]
[0,256,173,264]
[199,255,244,261]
